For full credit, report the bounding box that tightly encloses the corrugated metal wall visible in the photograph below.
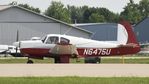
[77,23,117,41]
[0,6,90,45]
[134,18,149,43]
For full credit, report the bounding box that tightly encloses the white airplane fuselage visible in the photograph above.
[17,34,139,58]
[14,20,140,58]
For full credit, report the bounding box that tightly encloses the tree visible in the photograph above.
[89,13,105,23]
[18,4,41,13]
[82,7,119,23]
[45,1,71,23]
[138,0,149,18]
[120,0,142,24]
[67,6,88,23]
[9,1,17,5]
[9,2,41,13]
[83,8,92,23]
[97,8,119,22]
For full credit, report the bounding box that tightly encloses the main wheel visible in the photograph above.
[54,57,60,63]
[27,60,34,64]
[85,57,101,63]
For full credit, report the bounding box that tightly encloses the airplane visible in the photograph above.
[139,43,149,54]
[13,20,140,63]
[0,45,21,57]
[0,45,9,54]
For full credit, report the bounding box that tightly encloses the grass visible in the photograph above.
[0,57,149,64]
[0,55,149,64]
[0,58,53,64]
[101,58,149,64]
[0,77,149,84]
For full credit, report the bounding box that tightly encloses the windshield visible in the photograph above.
[45,36,59,44]
[41,36,47,43]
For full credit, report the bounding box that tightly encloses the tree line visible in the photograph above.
[10,0,149,24]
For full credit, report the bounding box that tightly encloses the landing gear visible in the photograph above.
[54,57,60,63]
[27,58,34,64]
[85,57,101,63]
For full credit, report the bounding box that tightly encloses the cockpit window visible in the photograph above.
[60,37,70,44]
[46,36,59,44]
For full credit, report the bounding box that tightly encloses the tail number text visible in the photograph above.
[83,48,111,55]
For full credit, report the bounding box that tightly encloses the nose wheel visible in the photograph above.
[27,58,34,64]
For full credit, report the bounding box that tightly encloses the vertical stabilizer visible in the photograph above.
[119,20,139,45]
[117,24,128,45]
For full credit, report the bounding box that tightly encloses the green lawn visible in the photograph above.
[0,77,149,84]
[0,55,149,64]
[0,58,53,64]
[101,58,149,64]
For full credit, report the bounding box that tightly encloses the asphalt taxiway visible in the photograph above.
[0,64,149,77]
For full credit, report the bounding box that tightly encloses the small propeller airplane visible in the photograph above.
[0,45,21,57]
[13,20,140,63]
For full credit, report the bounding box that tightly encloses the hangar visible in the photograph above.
[73,23,117,41]
[0,5,92,45]
[134,17,149,44]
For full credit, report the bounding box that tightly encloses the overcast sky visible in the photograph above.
[0,0,141,13]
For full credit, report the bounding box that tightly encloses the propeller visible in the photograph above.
[15,30,19,57]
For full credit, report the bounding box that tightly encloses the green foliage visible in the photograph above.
[139,0,149,18]
[9,2,41,13]
[120,0,149,24]
[18,4,41,13]
[9,1,17,5]
[120,1,142,24]
[44,1,71,23]
[0,77,149,84]
[67,6,88,23]
[44,1,119,23]
[82,7,119,23]
[9,0,149,24]
[97,8,119,22]
[89,13,105,23]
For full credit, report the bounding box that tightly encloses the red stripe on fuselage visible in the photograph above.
[20,48,50,57]
[20,46,140,58]
[78,47,140,56]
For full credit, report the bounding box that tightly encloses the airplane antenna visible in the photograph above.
[16,30,19,42]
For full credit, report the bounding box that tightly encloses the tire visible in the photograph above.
[54,57,60,63]
[27,60,34,64]
[85,57,100,63]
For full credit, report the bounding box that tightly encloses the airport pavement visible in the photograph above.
[0,64,149,77]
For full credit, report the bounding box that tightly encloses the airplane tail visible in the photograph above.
[117,19,140,53]
[119,20,139,45]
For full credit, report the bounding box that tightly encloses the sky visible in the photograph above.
[0,0,141,13]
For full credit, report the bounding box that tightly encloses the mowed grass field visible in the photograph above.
[0,77,149,84]
[0,55,149,64]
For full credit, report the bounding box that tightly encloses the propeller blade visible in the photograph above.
[16,30,19,42]
[15,30,19,57]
